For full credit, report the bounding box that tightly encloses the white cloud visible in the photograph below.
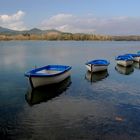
[41,14,140,35]
[0,10,26,30]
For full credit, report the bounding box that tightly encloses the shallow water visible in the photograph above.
[0,41,140,140]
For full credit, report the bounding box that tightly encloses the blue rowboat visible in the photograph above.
[85,59,110,72]
[125,53,140,62]
[25,65,72,88]
[115,55,133,67]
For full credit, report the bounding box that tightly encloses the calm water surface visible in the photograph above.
[0,41,140,140]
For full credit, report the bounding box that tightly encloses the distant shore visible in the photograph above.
[1,34,140,41]
[1,26,140,41]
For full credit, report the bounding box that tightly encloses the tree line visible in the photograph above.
[0,32,140,41]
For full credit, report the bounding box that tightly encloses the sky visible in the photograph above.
[0,0,140,35]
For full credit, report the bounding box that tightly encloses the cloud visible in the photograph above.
[0,10,26,30]
[41,14,140,35]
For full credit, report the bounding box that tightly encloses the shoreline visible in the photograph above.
[1,34,140,41]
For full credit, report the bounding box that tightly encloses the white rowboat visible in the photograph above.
[85,59,110,72]
[115,55,133,67]
[25,65,72,88]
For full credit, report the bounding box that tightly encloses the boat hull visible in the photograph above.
[116,60,133,67]
[86,64,108,72]
[29,70,71,88]
[133,56,140,62]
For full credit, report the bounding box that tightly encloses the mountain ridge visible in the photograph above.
[0,26,62,35]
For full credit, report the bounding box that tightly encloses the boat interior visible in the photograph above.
[36,69,62,74]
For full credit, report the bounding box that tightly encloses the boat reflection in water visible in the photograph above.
[133,62,140,69]
[25,77,71,106]
[115,64,134,75]
[85,70,109,83]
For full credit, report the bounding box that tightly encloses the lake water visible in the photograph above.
[0,41,140,140]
